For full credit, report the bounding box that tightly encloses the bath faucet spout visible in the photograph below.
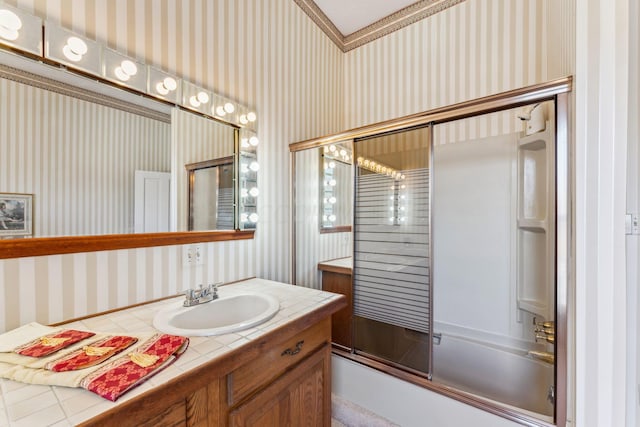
[527,350,554,364]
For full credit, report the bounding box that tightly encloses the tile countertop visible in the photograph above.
[0,278,344,427]
[317,257,352,274]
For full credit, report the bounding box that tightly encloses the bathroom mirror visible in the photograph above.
[320,141,353,232]
[0,51,250,258]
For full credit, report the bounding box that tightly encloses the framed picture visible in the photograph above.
[0,193,33,237]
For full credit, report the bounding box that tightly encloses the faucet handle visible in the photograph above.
[209,282,221,298]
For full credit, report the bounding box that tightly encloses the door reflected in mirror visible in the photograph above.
[186,157,235,231]
[320,141,353,232]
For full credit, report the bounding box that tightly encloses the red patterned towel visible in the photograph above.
[47,335,138,372]
[14,330,95,358]
[81,333,189,401]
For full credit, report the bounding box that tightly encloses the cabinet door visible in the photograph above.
[228,345,329,427]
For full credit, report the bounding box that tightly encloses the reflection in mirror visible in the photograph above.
[0,63,237,239]
[186,157,234,231]
[171,109,236,232]
[238,129,260,230]
[294,144,352,289]
[320,141,353,231]
[0,73,171,238]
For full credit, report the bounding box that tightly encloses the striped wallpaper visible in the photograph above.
[0,0,573,333]
[343,0,571,129]
[0,77,171,237]
[0,0,344,333]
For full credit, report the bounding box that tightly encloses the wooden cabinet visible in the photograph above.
[318,261,353,350]
[80,311,341,427]
[228,344,329,427]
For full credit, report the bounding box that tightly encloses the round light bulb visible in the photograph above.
[0,10,21,41]
[328,161,336,169]
[328,196,336,204]
[329,179,336,186]
[249,136,259,146]
[328,214,336,222]
[329,145,336,152]
[339,149,347,157]
[241,188,248,197]
[189,95,201,107]
[241,138,250,148]
[249,161,260,172]
[120,60,137,76]
[240,163,249,173]
[323,215,328,221]
[240,213,248,222]
[196,91,209,104]
[247,112,257,122]
[67,36,88,55]
[156,82,169,95]
[224,102,235,113]
[239,114,248,125]
[163,77,177,91]
[216,106,226,116]
[249,213,259,223]
[62,45,83,62]
[114,66,130,81]
[249,187,259,197]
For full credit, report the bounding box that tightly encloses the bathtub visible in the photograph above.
[431,333,555,418]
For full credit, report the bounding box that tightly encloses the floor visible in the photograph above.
[331,394,399,427]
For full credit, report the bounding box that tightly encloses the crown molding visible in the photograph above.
[294,0,466,52]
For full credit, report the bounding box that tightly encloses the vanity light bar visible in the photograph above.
[0,1,257,129]
[357,156,404,180]
[0,3,42,56]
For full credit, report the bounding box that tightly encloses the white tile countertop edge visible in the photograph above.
[0,278,342,427]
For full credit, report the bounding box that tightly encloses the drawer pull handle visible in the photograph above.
[281,340,304,356]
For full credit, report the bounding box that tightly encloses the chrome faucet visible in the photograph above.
[183,283,219,307]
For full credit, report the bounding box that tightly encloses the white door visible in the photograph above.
[134,171,171,233]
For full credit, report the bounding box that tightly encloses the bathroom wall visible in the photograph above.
[343,0,572,129]
[0,0,344,333]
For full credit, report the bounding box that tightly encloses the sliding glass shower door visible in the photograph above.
[352,125,432,375]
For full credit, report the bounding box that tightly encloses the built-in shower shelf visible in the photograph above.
[519,124,551,150]
[518,299,548,316]
[517,219,547,232]
[516,113,555,321]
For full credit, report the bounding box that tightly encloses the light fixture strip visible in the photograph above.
[0,1,257,129]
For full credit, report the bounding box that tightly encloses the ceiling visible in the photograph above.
[313,0,418,36]
[295,0,463,52]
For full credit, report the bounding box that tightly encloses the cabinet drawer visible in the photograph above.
[227,317,330,405]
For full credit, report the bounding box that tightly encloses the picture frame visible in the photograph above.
[0,193,33,237]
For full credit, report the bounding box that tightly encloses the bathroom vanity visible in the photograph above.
[0,279,346,426]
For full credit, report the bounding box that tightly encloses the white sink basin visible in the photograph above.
[153,292,280,336]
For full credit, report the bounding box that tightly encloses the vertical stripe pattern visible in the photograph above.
[0,0,574,333]
[0,0,343,332]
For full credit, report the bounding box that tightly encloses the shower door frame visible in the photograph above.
[289,76,572,427]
